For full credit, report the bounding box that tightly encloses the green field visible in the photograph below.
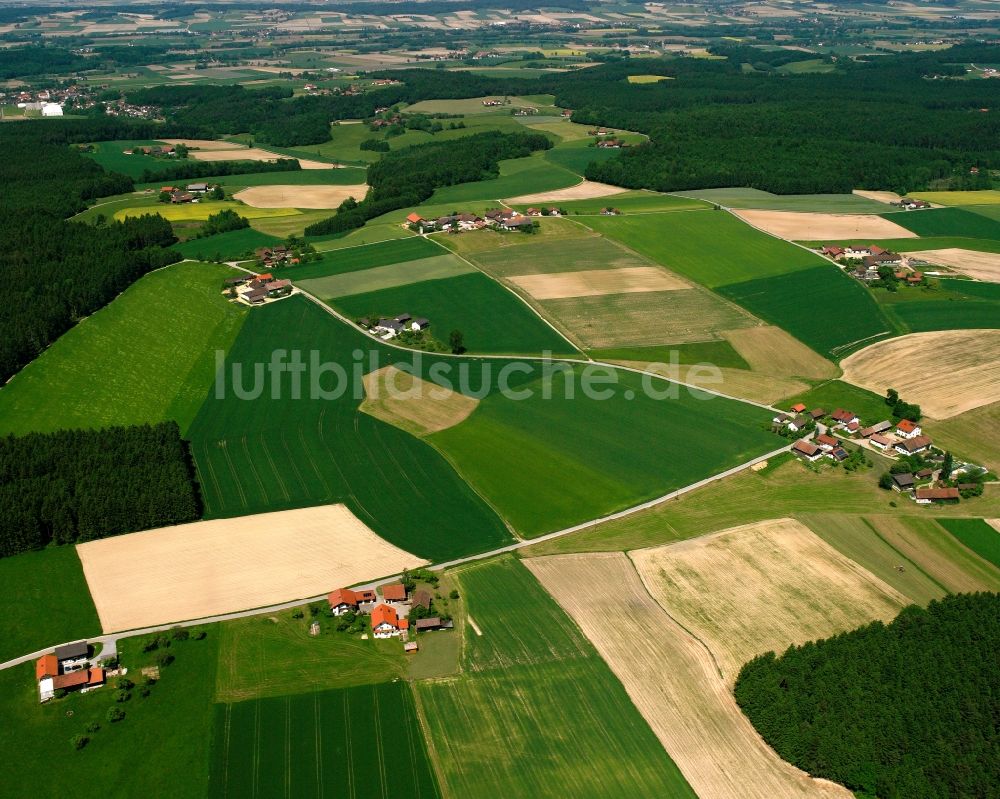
[938,518,1000,569]
[469,232,645,276]
[84,140,173,179]
[882,207,1000,239]
[886,299,1000,332]
[209,682,439,799]
[0,547,101,662]
[0,262,247,436]
[508,190,707,216]
[717,266,896,358]
[927,401,1000,470]
[285,237,441,281]
[187,296,513,561]
[0,631,218,797]
[175,227,281,261]
[542,140,622,176]
[428,152,579,204]
[299,253,475,298]
[799,235,1000,255]
[430,366,777,536]
[214,614,406,703]
[583,209,827,287]
[781,380,892,425]
[309,223,416,252]
[332,272,577,355]
[671,187,889,213]
[415,557,696,798]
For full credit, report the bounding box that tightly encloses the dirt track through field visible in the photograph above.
[840,329,1000,419]
[525,552,852,799]
[361,366,479,435]
[509,266,687,299]
[733,209,917,240]
[506,180,629,204]
[77,504,427,632]
[234,184,369,209]
[630,518,908,684]
[909,248,1000,282]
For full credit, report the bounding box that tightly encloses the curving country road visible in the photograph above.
[0,441,792,673]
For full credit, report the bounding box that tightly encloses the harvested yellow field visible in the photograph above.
[909,248,1000,282]
[506,180,629,204]
[840,329,1000,419]
[77,504,427,633]
[509,266,686,299]
[990,519,1000,534]
[852,189,903,205]
[234,184,369,209]
[526,552,852,799]
[360,366,479,435]
[160,139,336,170]
[732,209,917,240]
[910,190,1000,206]
[631,518,908,684]
[722,326,837,379]
[618,361,810,406]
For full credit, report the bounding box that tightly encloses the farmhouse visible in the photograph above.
[414,617,445,631]
[186,183,209,193]
[34,642,104,703]
[789,403,806,413]
[830,409,859,426]
[915,487,960,504]
[382,583,407,603]
[815,433,839,451]
[892,473,915,491]
[412,589,432,610]
[860,420,892,438]
[792,440,823,462]
[894,435,932,456]
[870,433,893,450]
[170,191,195,204]
[327,587,377,616]
[371,604,408,638]
[895,419,922,438]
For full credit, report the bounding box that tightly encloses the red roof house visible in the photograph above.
[35,655,59,681]
[382,583,407,602]
[406,212,424,224]
[790,403,806,413]
[371,604,409,637]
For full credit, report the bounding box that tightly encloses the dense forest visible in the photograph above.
[0,423,201,558]
[304,129,551,235]
[139,157,300,183]
[0,126,180,382]
[364,43,1000,194]
[735,593,1000,799]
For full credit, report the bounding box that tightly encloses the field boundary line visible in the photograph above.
[410,684,452,799]
[860,516,951,594]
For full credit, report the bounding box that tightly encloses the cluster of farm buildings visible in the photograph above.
[327,583,452,653]
[34,642,105,703]
[224,271,295,305]
[818,244,927,284]
[405,209,535,233]
[358,313,430,340]
[777,404,979,504]
[160,182,213,204]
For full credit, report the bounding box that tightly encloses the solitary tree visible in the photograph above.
[941,451,954,480]
[886,388,899,407]
[449,330,466,355]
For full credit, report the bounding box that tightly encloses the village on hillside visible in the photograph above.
[775,402,989,505]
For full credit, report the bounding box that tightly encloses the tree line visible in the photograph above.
[0,126,181,383]
[0,423,201,558]
[304,130,551,236]
[734,593,1000,799]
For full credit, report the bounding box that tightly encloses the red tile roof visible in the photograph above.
[382,583,407,602]
[790,403,806,413]
[88,668,104,686]
[35,654,59,681]
[53,670,90,690]
[897,419,918,433]
[816,434,838,447]
[371,603,401,630]
[916,487,959,500]
[406,212,424,223]
[792,440,820,456]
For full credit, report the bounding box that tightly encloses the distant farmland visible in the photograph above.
[209,682,439,799]
[415,557,696,798]
[187,296,513,561]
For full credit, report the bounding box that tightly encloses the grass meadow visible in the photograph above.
[0,547,100,662]
[84,140,173,179]
[428,152,579,204]
[509,190,707,216]
[186,296,512,561]
[298,254,474,299]
[927,401,1000,470]
[114,201,299,223]
[882,207,1000,239]
[332,272,578,356]
[430,366,777,537]
[175,227,281,261]
[415,557,696,798]
[209,682,439,799]
[285,237,441,281]
[0,262,247,436]
[589,340,752,370]
[717,266,896,358]
[583,209,827,287]
[0,631,218,797]
[542,140,622,176]
[885,299,1000,333]
[780,380,892,424]
[938,518,1000,569]
[672,187,888,213]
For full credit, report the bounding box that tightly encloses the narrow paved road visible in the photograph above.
[0,442,791,672]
